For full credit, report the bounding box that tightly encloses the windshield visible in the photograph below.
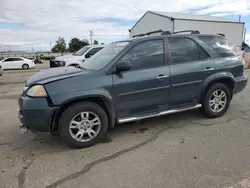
[82,41,130,70]
[74,46,91,56]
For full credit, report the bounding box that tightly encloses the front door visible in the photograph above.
[113,39,170,118]
[2,58,15,69]
[167,37,214,106]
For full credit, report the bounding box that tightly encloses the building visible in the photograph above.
[129,11,245,47]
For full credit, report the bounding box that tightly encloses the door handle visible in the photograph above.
[157,74,169,79]
[205,67,215,71]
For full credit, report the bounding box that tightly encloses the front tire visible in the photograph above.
[22,64,29,70]
[59,102,108,148]
[200,83,231,118]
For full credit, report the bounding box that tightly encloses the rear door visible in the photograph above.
[168,37,214,106]
[12,58,24,68]
[113,39,170,117]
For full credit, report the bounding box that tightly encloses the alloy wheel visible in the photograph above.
[69,111,101,142]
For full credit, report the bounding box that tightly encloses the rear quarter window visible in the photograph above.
[199,36,240,57]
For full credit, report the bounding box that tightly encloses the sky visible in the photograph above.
[0,0,250,52]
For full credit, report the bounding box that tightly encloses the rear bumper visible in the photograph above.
[234,74,248,94]
[18,96,58,132]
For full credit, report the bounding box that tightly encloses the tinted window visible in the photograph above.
[199,48,210,60]
[4,58,13,62]
[12,58,23,61]
[121,39,164,70]
[199,36,239,57]
[168,38,200,64]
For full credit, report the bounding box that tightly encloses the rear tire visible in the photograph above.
[22,64,29,70]
[59,102,108,148]
[200,83,231,118]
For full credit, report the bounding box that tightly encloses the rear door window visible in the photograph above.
[12,58,23,61]
[168,38,209,64]
[199,36,239,57]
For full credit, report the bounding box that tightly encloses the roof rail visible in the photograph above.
[132,29,163,38]
[171,30,200,34]
[217,33,225,37]
[132,30,200,38]
[161,31,171,35]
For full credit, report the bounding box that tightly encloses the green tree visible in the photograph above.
[51,37,67,53]
[93,40,99,45]
[68,38,89,52]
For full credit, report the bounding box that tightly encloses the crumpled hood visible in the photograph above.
[55,54,83,62]
[26,67,87,86]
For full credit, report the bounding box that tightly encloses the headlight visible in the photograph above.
[61,61,66,66]
[26,85,48,97]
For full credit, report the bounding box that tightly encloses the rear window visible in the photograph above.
[199,36,239,57]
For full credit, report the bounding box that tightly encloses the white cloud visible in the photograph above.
[196,0,250,15]
[0,0,250,50]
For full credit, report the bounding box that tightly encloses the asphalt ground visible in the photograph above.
[1,62,250,188]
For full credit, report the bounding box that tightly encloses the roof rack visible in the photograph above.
[132,29,163,38]
[171,30,200,34]
[132,30,200,38]
[217,33,225,37]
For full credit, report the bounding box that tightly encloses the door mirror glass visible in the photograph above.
[115,61,131,73]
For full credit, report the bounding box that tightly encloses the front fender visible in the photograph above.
[52,88,116,128]
[59,88,113,106]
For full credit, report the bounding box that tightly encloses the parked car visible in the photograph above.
[49,45,104,68]
[0,65,3,76]
[0,57,35,70]
[19,31,247,148]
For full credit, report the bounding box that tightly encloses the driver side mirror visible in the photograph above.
[115,61,131,73]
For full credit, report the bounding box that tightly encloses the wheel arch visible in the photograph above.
[201,73,235,100]
[50,95,116,133]
[66,60,81,67]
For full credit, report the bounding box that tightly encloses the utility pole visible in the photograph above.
[50,41,52,51]
[89,30,93,45]
[239,15,241,22]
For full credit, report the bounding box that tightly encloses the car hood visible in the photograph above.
[55,54,83,61]
[26,67,87,86]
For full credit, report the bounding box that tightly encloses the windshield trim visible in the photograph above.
[81,41,131,72]
[102,41,133,74]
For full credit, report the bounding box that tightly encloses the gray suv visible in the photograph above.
[18,31,248,148]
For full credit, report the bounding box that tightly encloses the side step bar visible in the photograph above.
[118,104,202,124]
